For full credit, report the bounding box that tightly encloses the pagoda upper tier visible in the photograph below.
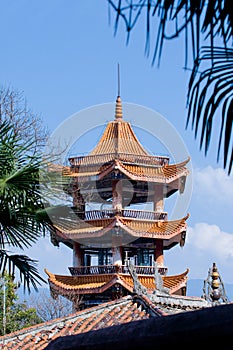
[64,95,190,198]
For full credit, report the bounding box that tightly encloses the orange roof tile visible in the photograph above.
[116,158,189,182]
[65,158,189,183]
[0,282,211,350]
[0,295,162,350]
[89,118,151,157]
[49,105,190,183]
[53,214,189,244]
[119,215,189,237]
[47,97,190,198]
[45,269,189,296]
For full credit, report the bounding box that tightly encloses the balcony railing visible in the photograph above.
[69,153,169,167]
[84,209,167,221]
[69,265,168,276]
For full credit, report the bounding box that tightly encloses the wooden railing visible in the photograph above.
[84,209,167,221]
[69,153,169,167]
[69,265,168,276]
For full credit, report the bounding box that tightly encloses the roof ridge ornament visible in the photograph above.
[127,260,148,296]
[202,262,230,305]
[115,63,123,119]
[153,261,170,296]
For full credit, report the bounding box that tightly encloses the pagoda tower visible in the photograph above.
[46,93,190,309]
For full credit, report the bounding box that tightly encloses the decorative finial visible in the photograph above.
[115,63,122,119]
[202,262,229,305]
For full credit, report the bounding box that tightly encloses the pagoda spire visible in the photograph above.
[115,63,123,119]
[115,95,123,119]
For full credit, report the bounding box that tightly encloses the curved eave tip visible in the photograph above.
[44,268,52,277]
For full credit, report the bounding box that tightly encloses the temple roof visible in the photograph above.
[90,106,149,157]
[46,95,190,196]
[0,292,212,349]
[75,95,164,162]
[65,158,189,185]
[45,268,189,296]
[0,295,161,350]
[65,95,190,185]
[53,214,189,248]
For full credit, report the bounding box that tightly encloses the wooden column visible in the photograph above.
[112,171,123,266]
[153,184,164,212]
[112,246,123,266]
[154,239,164,266]
[73,242,84,267]
[112,177,122,212]
[73,186,85,214]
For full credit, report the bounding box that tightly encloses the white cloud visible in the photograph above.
[165,222,233,284]
[193,166,233,203]
[187,223,233,260]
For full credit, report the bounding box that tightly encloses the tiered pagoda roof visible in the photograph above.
[53,212,189,248]
[51,94,190,246]
[46,92,191,303]
[66,96,190,192]
[45,268,189,297]
[65,158,189,184]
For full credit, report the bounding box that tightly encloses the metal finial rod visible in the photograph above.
[115,63,123,119]
[118,63,120,96]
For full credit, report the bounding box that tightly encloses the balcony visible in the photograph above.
[69,152,169,167]
[84,209,167,221]
[69,265,168,276]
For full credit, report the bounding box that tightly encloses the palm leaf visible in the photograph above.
[187,46,233,175]
[0,120,52,290]
[107,0,233,65]
[0,250,46,292]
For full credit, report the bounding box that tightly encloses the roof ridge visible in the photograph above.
[0,296,134,342]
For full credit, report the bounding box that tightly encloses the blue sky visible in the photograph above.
[1,1,233,293]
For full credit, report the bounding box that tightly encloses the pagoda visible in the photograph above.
[45,93,190,309]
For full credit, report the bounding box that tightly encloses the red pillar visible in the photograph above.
[73,242,84,267]
[112,177,122,212]
[153,184,164,212]
[112,173,123,265]
[154,239,164,266]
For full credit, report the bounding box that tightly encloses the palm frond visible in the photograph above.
[0,120,53,291]
[187,46,233,175]
[107,0,233,65]
[0,250,46,292]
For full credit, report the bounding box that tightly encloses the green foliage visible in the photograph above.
[0,274,42,335]
[5,303,42,334]
[0,120,51,292]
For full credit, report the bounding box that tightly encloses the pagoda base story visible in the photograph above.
[45,266,189,310]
